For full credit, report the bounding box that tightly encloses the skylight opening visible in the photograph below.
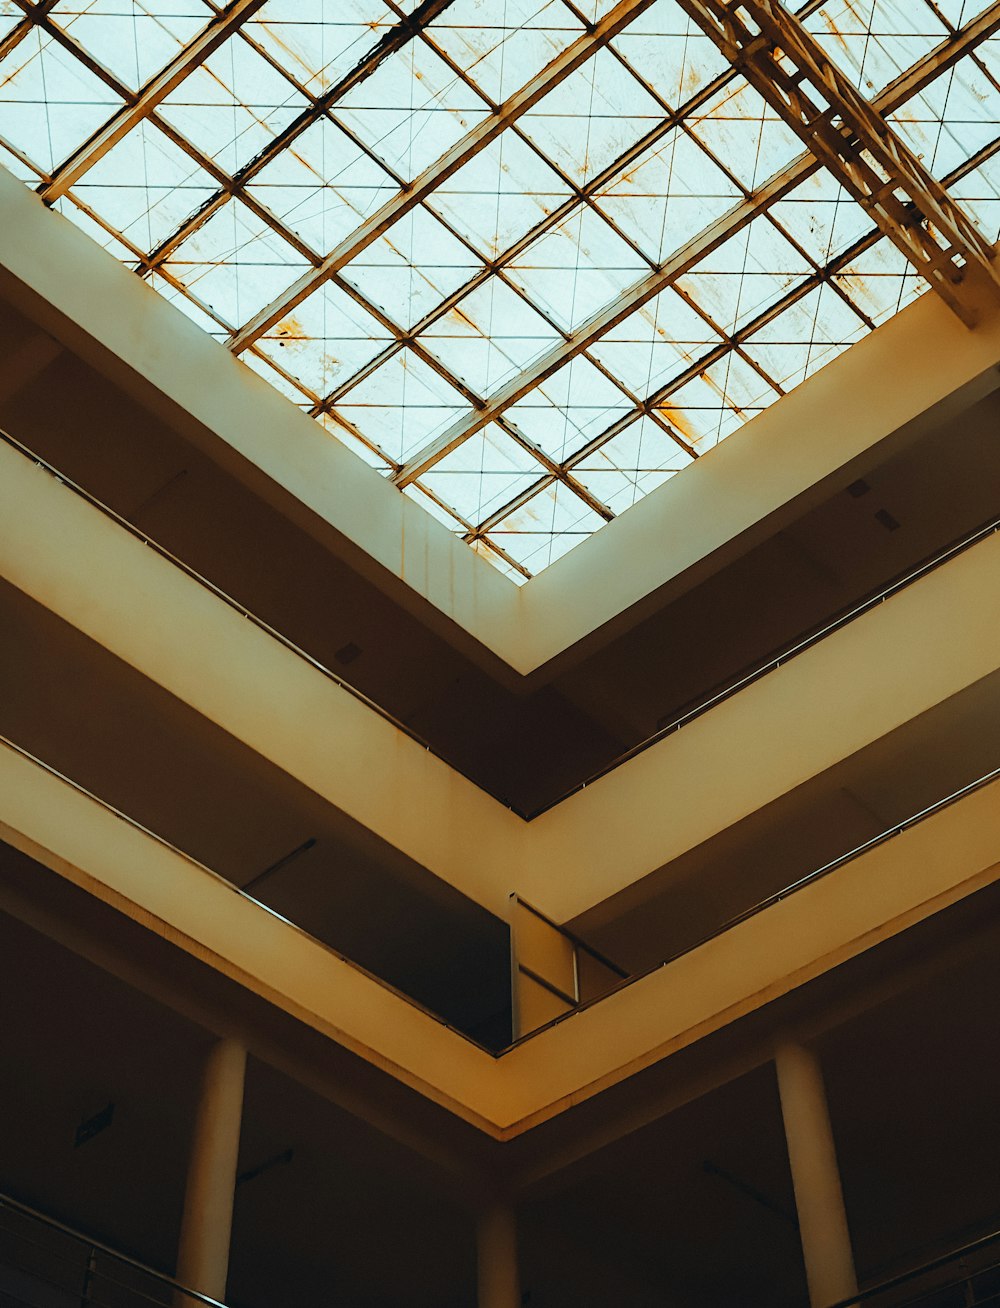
[1,0,998,582]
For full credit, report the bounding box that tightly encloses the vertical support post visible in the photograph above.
[477,1200,521,1308]
[176,1036,247,1302]
[775,1038,857,1308]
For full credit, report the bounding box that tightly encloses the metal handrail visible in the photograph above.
[507,760,1000,1046]
[526,511,1000,818]
[4,427,1000,821]
[828,1224,1000,1306]
[0,1190,228,1308]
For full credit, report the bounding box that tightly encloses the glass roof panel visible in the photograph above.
[804,1,948,99]
[3,0,997,578]
[592,125,742,265]
[570,413,692,514]
[245,0,395,96]
[675,218,813,336]
[420,422,544,526]
[245,116,399,255]
[424,129,572,259]
[162,196,310,323]
[71,120,218,254]
[158,34,310,175]
[0,25,124,172]
[51,1,208,90]
[887,52,1000,181]
[334,37,491,181]
[505,202,650,331]
[610,0,730,107]
[506,354,634,461]
[254,279,395,395]
[519,45,663,183]
[687,79,803,192]
[336,347,470,464]
[424,0,583,105]
[342,202,484,328]
[420,275,562,396]
[489,478,607,571]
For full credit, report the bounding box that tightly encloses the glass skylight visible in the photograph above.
[1,0,998,581]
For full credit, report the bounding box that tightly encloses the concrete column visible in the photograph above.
[176,1037,246,1302]
[477,1201,521,1308]
[775,1039,857,1308]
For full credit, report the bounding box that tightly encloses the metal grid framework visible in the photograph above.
[1,0,999,581]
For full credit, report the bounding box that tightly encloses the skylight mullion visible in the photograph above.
[470,472,556,537]
[0,4,52,64]
[224,0,659,355]
[390,3,1000,488]
[494,416,616,520]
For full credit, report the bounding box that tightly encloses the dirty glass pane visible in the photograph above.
[804,1,948,99]
[255,278,394,396]
[425,0,583,105]
[52,1,208,90]
[488,479,607,571]
[336,347,469,463]
[246,116,399,255]
[425,130,571,259]
[420,422,545,526]
[570,413,692,514]
[246,0,395,96]
[158,35,309,175]
[342,202,483,328]
[162,196,310,323]
[335,38,490,181]
[520,46,662,183]
[505,202,649,331]
[420,275,562,397]
[0,27,123,172]
[506,354,633,461]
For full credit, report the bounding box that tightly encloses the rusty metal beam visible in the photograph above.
[392,6,1000,487]
[38,0,268,204]
[673,0,1000,327]
[226,0,658,354]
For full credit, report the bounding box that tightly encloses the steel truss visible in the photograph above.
[672,0,1000,327]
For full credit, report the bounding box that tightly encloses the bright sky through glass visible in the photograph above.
[1,0,998,580]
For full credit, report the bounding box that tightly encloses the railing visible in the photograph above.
[4,426,1000,821]
[0,733,499,1058]
[509,893,628,1037]
[830,1224,1000,1307]
[0,1191,228,1308]
[526,511,1000,818]
[509,761,1000,1045]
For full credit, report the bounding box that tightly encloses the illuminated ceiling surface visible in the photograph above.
[0,0,998,580]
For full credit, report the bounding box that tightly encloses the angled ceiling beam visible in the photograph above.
[392,6,1000,487]
[37,0,268,204]
[672,0,1000,327]
[226,0,658,354]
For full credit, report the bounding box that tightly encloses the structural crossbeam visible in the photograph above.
[37,0,269,204]
[392,7,1000,487]
[225,0,657,354]
[673,0,1000,327]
